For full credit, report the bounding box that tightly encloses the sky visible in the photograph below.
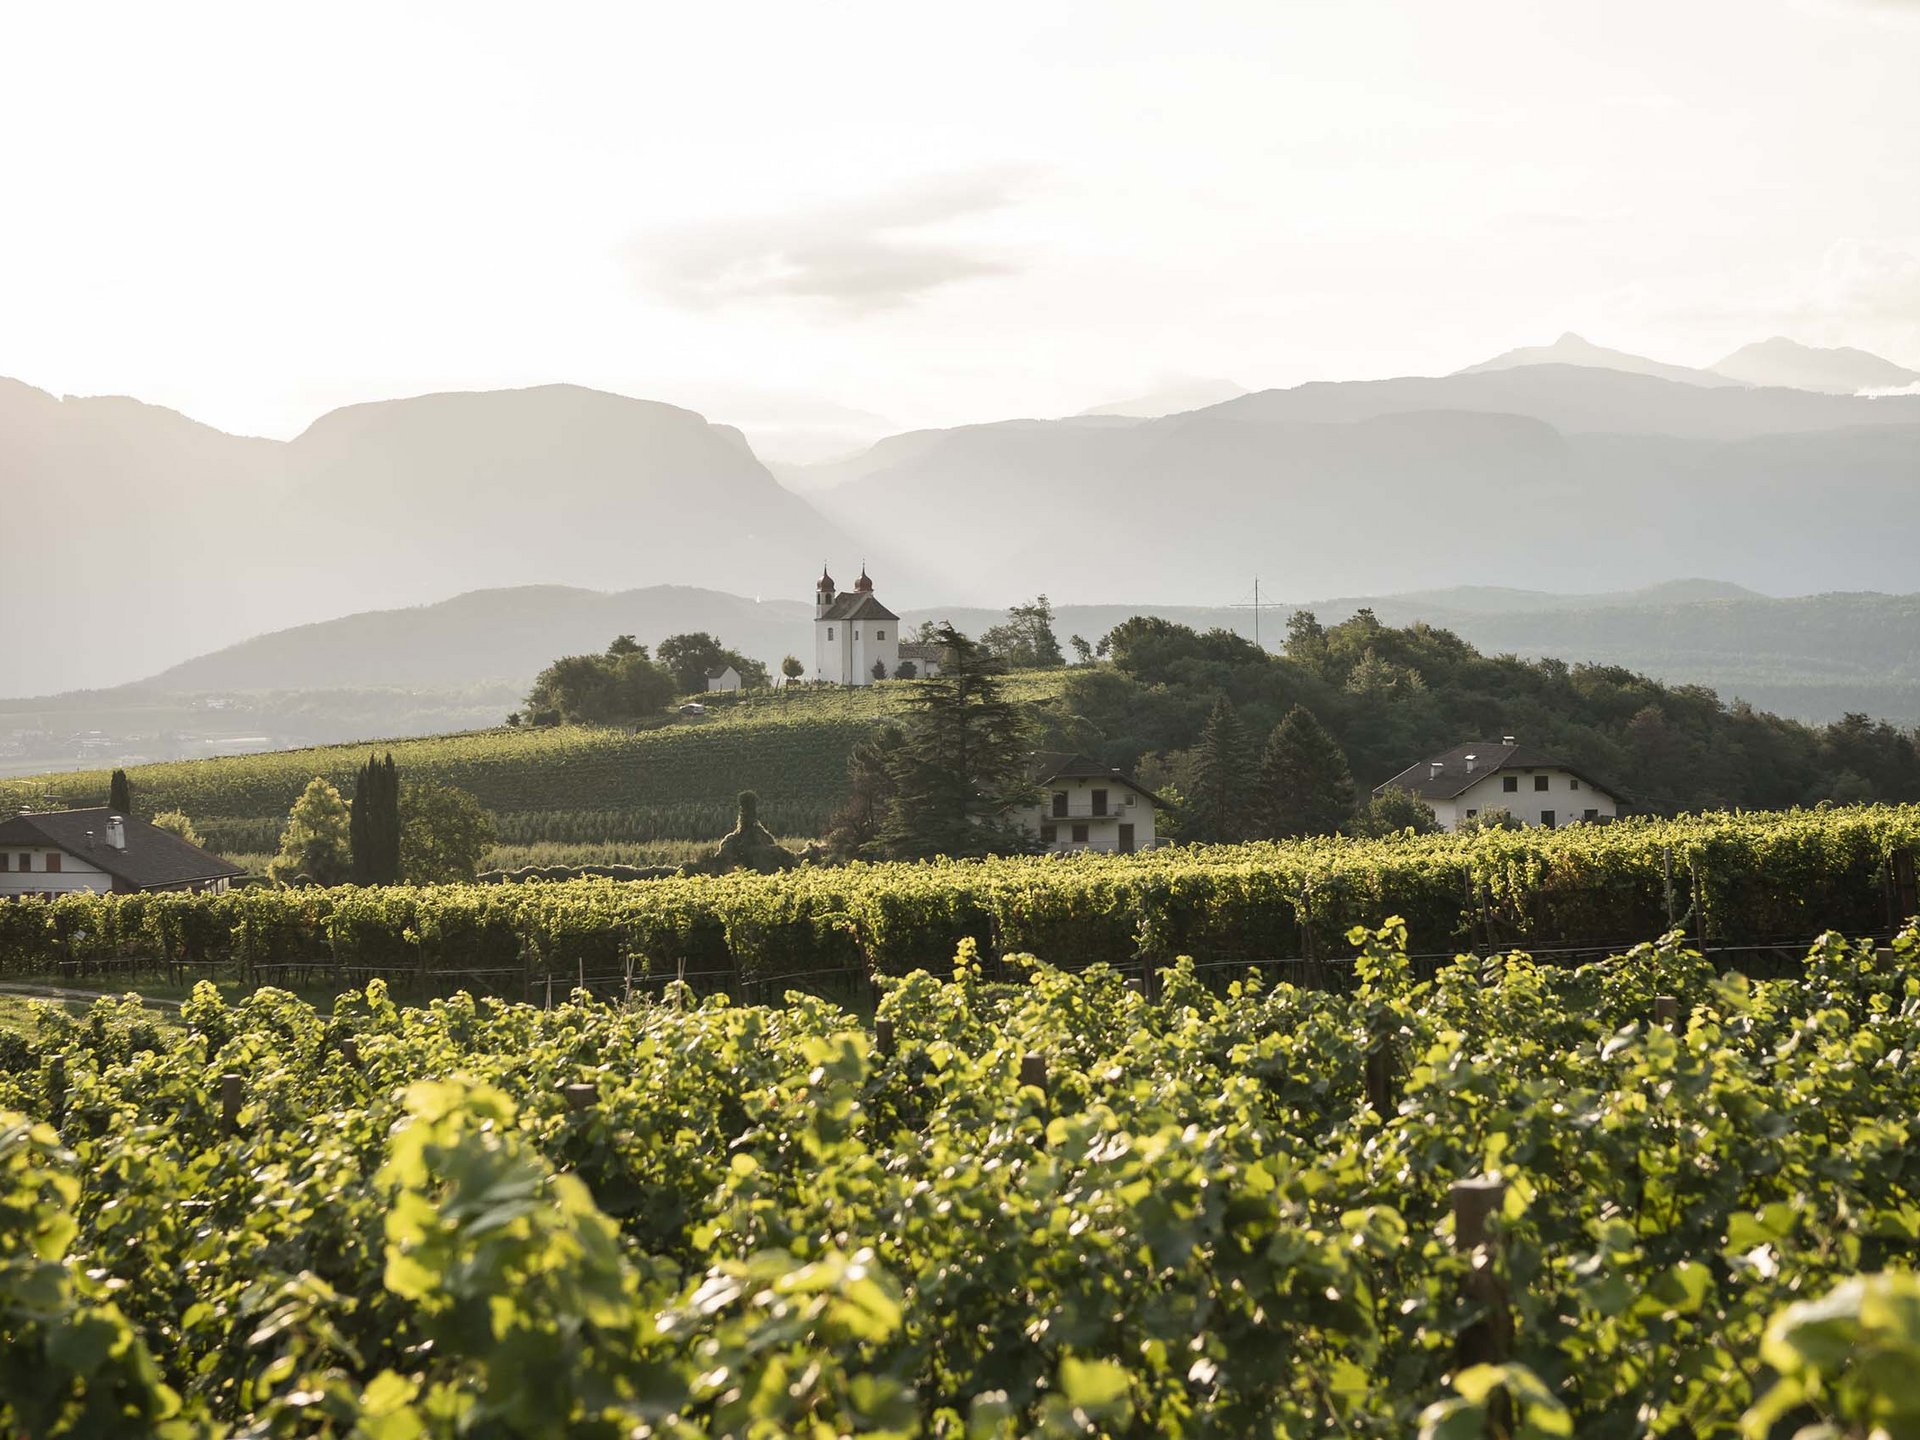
[3,0,1919,461]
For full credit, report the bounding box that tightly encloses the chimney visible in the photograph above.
[1502,735,1516,746]
[1464,752,1478,775]
[1429,761,1444,779]
[107,815,126,851]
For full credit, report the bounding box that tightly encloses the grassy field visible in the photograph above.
[1,675,1074,858]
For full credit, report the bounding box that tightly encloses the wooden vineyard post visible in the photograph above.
[562,1083,598,1113]
[220,1073,244,1135]
[1020,1052,1049,1098]
[874,1018,896,1058]
[1662,846,1676,931]
[338,1036,360,1068]
[1896,850,1919,924]
[1655,994,1679,1028]
[1451,1177,1512,1371]
[1364,1022,1395,1118]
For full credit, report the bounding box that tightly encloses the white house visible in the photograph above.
[814,566,900,685]
[1374,738,1620,832]
[896,641,945,678]
[1017,752,1165,854]
[706,666,742,693]
[0,808,245,898]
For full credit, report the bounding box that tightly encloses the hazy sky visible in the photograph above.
[4,0,1918,459]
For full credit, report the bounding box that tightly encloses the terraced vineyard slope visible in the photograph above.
[0,676,1072,855]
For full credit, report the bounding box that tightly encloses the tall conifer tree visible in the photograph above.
[879,625,1035,859]
[350,752,402,884]
[1186,696,1256,843]
[1257,704,1356,838]
[108,768,132,816]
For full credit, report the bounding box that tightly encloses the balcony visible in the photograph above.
[1041,805,1134,822]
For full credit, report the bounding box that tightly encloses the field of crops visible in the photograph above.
[0,678,1070,854]
[3,806,1916,1000]
[5,918,1919,1435]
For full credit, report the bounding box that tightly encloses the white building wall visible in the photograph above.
[1435,768,1618,832]
[0,846,115,898]
[1016,775,1158,853]
[850,619,899,684]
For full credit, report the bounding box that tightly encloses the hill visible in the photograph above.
[0,379,861,696]
[0,675,1073,857]
[1711,337,1920,394]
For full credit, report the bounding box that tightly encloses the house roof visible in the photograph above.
[706,665,740,677]
[1373,742,1617,802]
[897,642,946,662]
[817,592,899,623]
[0,808,246,889]
[1027,751,1169,808]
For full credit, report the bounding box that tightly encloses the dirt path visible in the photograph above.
[0,981,175,1012]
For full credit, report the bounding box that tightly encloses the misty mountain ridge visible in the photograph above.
[6,329,1917,696]
[1710,337,1920,394]
[1457,332,1744,388]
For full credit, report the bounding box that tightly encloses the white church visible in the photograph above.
[814,566,899,685]
[811,565,947,685]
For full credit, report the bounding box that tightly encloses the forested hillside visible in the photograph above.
[1039,611,1920,815]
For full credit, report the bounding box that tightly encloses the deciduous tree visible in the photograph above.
[268,777,353,886]
[399,780,497,884]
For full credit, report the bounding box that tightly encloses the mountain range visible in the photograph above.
[3,331,1916,698]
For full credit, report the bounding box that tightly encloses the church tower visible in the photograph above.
[815,566,836,618]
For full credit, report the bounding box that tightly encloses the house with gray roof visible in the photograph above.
[0,808,245,898]
[1373,738,1619,831]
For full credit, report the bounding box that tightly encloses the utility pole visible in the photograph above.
[1228,577,1266,650]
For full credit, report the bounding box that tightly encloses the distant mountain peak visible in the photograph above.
[1457,335,1743,388]
[1709,337,1920,395]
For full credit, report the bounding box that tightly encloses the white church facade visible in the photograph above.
[814,567,900,685]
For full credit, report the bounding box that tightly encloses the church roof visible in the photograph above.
[818,592,898,623]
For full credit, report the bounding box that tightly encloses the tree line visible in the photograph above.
[517,633,772,726]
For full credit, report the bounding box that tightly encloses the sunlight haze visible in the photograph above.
[4,0,1918,457]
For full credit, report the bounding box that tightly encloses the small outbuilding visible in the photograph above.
[706,665,743,693]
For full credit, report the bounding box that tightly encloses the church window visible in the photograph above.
[854,629,860,639]
[828,627,834,640]
[876,630,884,639]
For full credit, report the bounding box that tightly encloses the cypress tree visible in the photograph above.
[1186,696,1256,843]
[1258,704,1356,838]
[109,768,132,816]
[350,752,403,885]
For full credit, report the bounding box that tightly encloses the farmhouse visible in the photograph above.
[0,808,245,899]
[1375,738,1619,832]
[1018,751,1165,854]
[814,566,899,685]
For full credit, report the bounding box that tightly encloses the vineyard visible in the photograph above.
[0,676,1072,854]
[1,806,1916,1001]
[4,919,1920,1435]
